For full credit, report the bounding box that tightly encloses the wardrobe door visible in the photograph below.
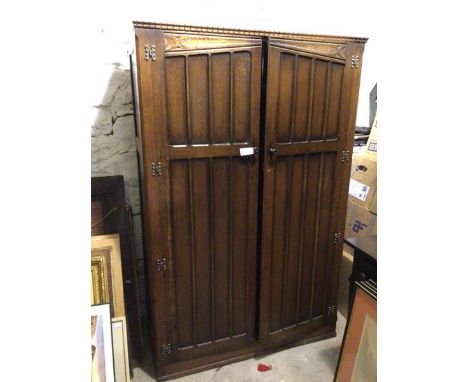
[134,28,262,366]
[259,38,364,342]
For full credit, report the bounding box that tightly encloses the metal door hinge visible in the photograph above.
[151,161,162,176]
[144,44,156,61]
[161,343,172,357]
[327,305,336,316]
[341,151,351,162]
[351,55,359,69]
[332,233,342,244]
[155,258,167,271]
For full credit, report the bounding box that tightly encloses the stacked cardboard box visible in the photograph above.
[339,111,377,317]
[345,115,377,238]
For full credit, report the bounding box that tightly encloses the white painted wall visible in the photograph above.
[88,0,376,128]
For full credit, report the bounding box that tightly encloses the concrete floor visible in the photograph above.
[132,313,346,382]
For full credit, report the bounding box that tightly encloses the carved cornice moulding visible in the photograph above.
[165,33,262,52]
[270,39,347,60]
[133,21,368,45]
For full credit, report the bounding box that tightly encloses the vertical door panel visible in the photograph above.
[326,63,345,138]
[233,52,253,142]
[211,54,231,143]
[309,60,329,140]
[260,39,352,341]
[297,154,322,323]
[211,158,230,339]
[170,160,193,348]
[152,32,262,362]
[191,158,212,343]
[188,55,210,144]
[283,155,305,328]
[166,57,188,145]
[231,159,249,335]
[293,56,313,141]
[276,54,296,142]
[268,157,288,333]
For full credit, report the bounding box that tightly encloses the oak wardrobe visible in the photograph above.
[130,21,366,381]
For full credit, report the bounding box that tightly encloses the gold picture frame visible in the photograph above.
[91,254,111,306]
[91,234,126,317]
[112,316,130,382]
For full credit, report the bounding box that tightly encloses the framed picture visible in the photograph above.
[91,234,126,317]
[335,280,377,382]
[92,175,144,364]
[91,253,112,307]
[112,317,130,382]
[91,304,115,382]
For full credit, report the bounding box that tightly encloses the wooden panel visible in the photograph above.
[282,155,305,327]
[169,160,193,348]
[166,57,188,145]
[231,159,249,335]
[188,55,210,144]
[191,159,212,343]
[272,139,339,156]
[134,29,174,370]
[233,52,252,142]
[324,63,344,138]
[309,60,328,140]
[297,154,321,322]
[169,156,258,357]
[170,157,255,348]
[212,158,230,339]
[270,52,345,143]
[260,41,351,341]
[275,53,295,143]
[265,153,337,332]
[270,38,347,60]
[168,144,255,160]
[165,33,261,53]
[157,37,261,362]
[310,153,336,317]
[293,57,312,142]
[211,54,231,143]
[268,157,288,333]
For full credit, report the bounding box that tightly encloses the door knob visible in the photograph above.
[269,147,278,156]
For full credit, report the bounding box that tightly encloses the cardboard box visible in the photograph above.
[364,112,377,159]
[345,200,377,238]
[349,155,377,210]
[363,113,377,214]
[348,113,377,215]
[369,189,377,215]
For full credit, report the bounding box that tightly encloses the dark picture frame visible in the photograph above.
[335,280,377,382]
[92,176,143,365]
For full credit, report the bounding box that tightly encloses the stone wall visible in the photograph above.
[91,64,146,319]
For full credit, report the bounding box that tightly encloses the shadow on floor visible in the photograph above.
[132,321,156,380]
[317,345,341,373]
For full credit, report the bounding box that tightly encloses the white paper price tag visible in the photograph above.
[349,178,370,201]
[239,147,255,156]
